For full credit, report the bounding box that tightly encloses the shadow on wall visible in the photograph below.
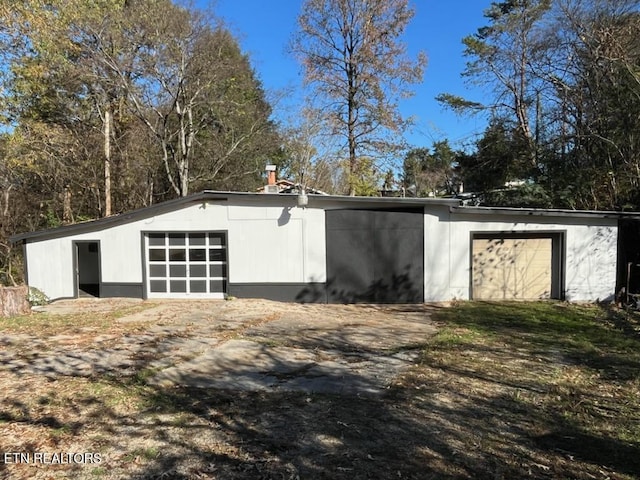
[313,266,422,304]
[473,238,552,300]
[295,278,327,303]
[566,226,617,300]
[277,207,292,226]
[295,266,423,304]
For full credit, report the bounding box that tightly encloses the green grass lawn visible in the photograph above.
[399,301,640,479]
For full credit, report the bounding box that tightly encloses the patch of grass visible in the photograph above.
[403,301,640,478]
[123,447,160,462]
[107,302,159,321]
[168,412,196,427]
[50,423,73,437]
[90,467,108,477]
[433,301,640,361]
[131,367,160,386]
[0,312,109,335]
[0,301,160,336]
[252,336,285,348]
[60,377,150,413]
[429,326,485,349]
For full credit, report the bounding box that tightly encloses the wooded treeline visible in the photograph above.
[0,0,284,284]
[412,0,640,210]
[3,0,640,285]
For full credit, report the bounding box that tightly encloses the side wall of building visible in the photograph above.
[24,199,619,303]
[25,200,326,300]
[423,207,618,302]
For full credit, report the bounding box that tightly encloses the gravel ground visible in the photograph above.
[1,298,437,394]
[0,298,440,480]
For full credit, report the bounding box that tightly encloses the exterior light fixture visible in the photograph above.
[297,188,308,208]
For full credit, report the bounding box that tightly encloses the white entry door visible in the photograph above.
[145,232,227,298]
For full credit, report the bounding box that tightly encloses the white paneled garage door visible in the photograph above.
[472,236,553,300]
[145,232,227,298]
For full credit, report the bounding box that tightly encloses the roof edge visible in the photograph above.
[451,205,640,219]
[10,191,226,243]
[16,189,639,243]
[11,190,461,243]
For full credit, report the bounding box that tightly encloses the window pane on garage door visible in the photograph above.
[146,231,227,298]
[472,237,552,300]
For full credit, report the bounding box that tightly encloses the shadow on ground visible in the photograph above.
[1,301,639,479]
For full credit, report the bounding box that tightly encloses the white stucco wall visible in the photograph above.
[26,240,74,301]
[24,198,619,303]
[25,200,326,300]
[423,207,618,302]
[423,206,453,302]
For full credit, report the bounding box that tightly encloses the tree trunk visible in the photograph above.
[176,100,193,198]
[63,186,72,224]
[104,107,112,216]
[147,177,154,206]
[162,140,181,196]
[2,184,11,219]
[179,109,189,197]
[347,54,357,196]
[348,128,356,196]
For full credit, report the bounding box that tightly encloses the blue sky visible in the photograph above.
[208,1,493,152]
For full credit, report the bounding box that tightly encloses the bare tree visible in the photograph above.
[292,0,426,195]
[438,0,551,167]
[549,0,640,208]
[281,106,340,193]
[100,2,277,197]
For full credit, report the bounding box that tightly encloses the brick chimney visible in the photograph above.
[266,164,276,186]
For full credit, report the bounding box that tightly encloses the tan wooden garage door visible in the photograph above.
[472,237,552,300]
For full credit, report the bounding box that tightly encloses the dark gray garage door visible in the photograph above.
[326,209,424,303]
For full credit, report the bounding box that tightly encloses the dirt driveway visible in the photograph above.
[3,300,639,479]
[1,298,442,479]
[1,298,438,395]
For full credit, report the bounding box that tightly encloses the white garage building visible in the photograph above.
[10,191,621,303]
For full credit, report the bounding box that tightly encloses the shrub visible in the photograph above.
[28,287,49,306]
